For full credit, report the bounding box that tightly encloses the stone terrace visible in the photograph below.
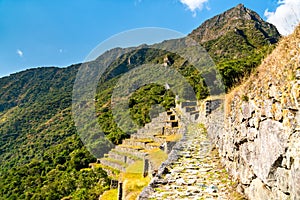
[92,102,200,177]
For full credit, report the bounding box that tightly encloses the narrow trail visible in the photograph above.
[146,123,245,200]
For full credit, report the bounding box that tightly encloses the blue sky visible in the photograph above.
[0,0,299,78]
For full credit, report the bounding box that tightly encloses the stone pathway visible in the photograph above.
[146,123,245,200]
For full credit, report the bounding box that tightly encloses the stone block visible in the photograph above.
[283,108,298,131]
[249,118,255,128]
[251,120,288,183]
[248,142,256,154]
[240,143,251,163]
[108,151,126,163]
[287,134,300,199]
[185,106,196,113]
[275,167,290,193]
[181,101,197,108]
[241,102,253,119]
[237,109,245,123]
[272,102,283,121]
[253,113,261,129]
[291,80,300,107]
[271,187,290,200]
[238,160,255,184]
[268,85,283,101]
[290,166,300,199]
[244,178,273,200]
[248,128,258,141]
[262,99,273,119]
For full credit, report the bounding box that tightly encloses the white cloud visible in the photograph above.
[16,49,23,57]
[180,0,209,16]
[265,0,300,35]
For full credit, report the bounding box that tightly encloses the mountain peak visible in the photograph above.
[229,3,262,21]
[235,3,245,9]
[190,4,280,43]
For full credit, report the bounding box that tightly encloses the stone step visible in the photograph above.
[164,119,178,123]
[145,142,162,150]
[100,157,128,172]
[115,145,146,156]
[149,121,166,127]
[149,118,163,124]
[135,132,162,139]
[110,149,144,160]
[185,106,196,113]
[164,126,181,135]
[159,112,167,117]
[122,138,153,147]
[152,115,168,121]
[137,127,163,135]
[140,123,245,200]
[149,115,166,123]
[190,110,199,115]
[135,131,165,138]
[131,134,166,144]
[180,101,197,108]
[144,121,164,127]
[112,147,146,159]
[107,150,140,165]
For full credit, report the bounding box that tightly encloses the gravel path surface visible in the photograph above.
[146,123,245,200]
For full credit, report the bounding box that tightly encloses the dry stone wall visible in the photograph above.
[203,67,300,199]
[203,26,300,199]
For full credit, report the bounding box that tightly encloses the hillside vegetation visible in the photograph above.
[227,23,300,106]
[190,4,280,89]
[0,4,281,199]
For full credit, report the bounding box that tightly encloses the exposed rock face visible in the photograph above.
[202,25,300,199]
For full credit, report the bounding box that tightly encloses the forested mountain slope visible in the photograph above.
[0,4,280,199]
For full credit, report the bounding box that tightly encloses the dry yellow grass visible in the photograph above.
[117,148,169,199]
[148,148,168,170]
[100,160,150,200]
[100,189,118,200]
[225,24,300,113]
[165,133,182,142]
[122,161,151,200]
